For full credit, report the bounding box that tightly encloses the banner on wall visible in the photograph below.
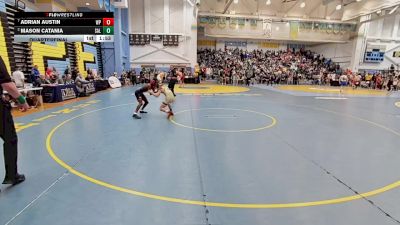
[229,18,238,29]
[238,18,245,27]
[218,17,226,29]
[199,17,208,26]
[208,17,216,27]
[262,19,272,38]
[198,40,216,47]
[250,19,257,28]
[290,22,299,39]
[259,42,280,49]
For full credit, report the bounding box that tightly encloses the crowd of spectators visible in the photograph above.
[198,48,399,91]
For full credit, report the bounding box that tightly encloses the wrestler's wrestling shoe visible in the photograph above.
[140,111,148,113]
[132,114,142,119]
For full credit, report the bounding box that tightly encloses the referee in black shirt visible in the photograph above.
[0,56,28,188]
[168,68,177,96]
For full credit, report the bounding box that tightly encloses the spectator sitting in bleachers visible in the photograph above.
[30,65,40,83]
[64,74,74,85]
[86,69,95,81]
[64,65,71,76]
[45,67,53,79]
[198,48,339,85]
[50,72,64,85]
[75,73,90,96]
[35,74,52,87]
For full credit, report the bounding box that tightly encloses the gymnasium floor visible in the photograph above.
[1,84,400,225]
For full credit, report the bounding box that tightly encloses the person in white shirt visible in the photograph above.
[339,74,348,86]
[339,74,349,93]
[12,68,25,88]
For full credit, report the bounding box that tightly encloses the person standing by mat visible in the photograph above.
[132,80,158,119]
[0,56,28,188]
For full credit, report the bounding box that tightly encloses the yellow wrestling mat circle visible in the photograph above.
[45,104,400,209]
[175,84,249,94]
[277,85,387,96]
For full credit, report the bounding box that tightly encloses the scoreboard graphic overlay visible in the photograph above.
[14,12,114,42]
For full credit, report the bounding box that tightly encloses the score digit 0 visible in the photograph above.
[103,18,114,26]
[103,26,114,35]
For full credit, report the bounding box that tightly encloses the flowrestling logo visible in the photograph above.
[61,88,77,100]
[85,82,96,94]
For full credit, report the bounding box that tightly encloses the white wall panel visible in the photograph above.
[367,19,380,37]
[169,0,184,34]
[129,0,198,69]
[130,0,144,33]
[150,0,164,33]
[382,15,396,38]
[308,42,353,69]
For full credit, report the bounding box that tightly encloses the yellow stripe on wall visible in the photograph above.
[31,42,67,75]
[0,15,11,73]
[75,42,96,78]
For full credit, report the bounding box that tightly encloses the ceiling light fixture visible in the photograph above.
[377,9,381,14]
[276,26,280,31]
[266,0,271,5]
[85,2,90,6]
[300,2,306,8]
[336,4,341,10]
[234,0,239,4]
[356,0,362,2]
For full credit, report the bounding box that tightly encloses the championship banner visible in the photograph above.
[218,17,226,29]
[262,19,272,38]
[332,24,341,34]
[290,22,299,39]
[229,18,238,29]
[299,22,312,31]
[199,17,208,26]
[208,17,216,27]
[250,19,257,29]
[238,18,245,27]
